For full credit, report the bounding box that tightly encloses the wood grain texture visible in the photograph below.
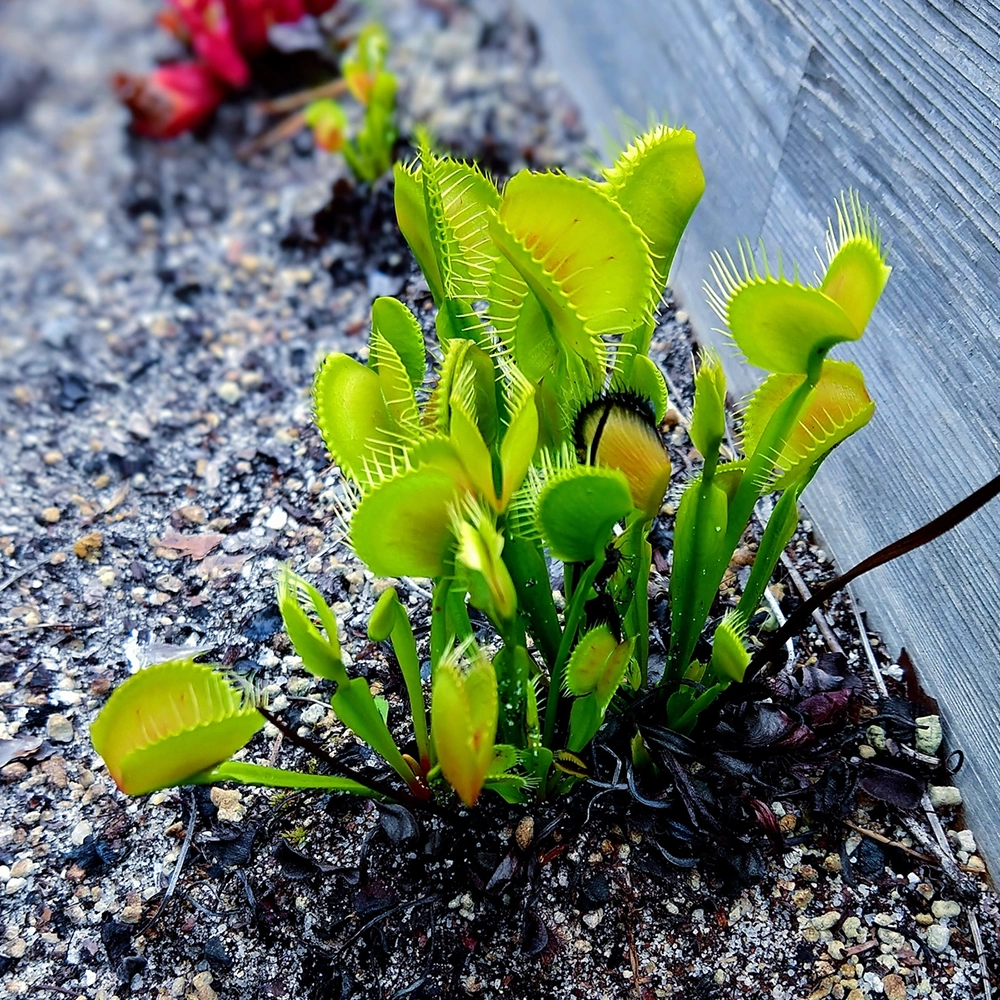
[525,0,1000,869]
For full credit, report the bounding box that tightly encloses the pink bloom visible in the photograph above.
[166,0,250,87]
[228,0,305,55]
[112,62,224,138]
[302,0,338,13]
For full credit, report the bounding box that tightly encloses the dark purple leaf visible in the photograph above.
[812,760,858,819]
[521,908,549,957]
[273,840,334,880]
[798,689,853,728]
[378,803,419,845]
[485,850,520,892]
[858,764,923,809]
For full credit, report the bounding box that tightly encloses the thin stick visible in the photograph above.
[846,586,888,698]
[255,78,348,115]
[779,551,843,654]
[0,560,47,593]
[843,820,936,865]
[139,790,197,933]
[918,793,992,1000]
[238,110,307,160]
[748,471,1000,677]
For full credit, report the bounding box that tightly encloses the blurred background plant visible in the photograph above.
[114,0,341,139]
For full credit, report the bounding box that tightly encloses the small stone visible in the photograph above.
[966,855,986,871]
[177,504,207,525]
[827,939,845,961]
[50,551,67,565]
[927,785,961,808]
[822,853,842,873]
[299,702,325,726]
[46,713,74,742]
[188,971,218,1000]
[949,829,976,854]
[74,531,103,560]
[1,762,27,782]
[806,978,834,1000]
[883,975,906,1000]
[846,991,864,1000]
[265,506,288,531]
[842,916,862,940]
[42,449,63,466]
[793,889,814,909]
[866,724,886,750]
[210,787,245,823]
[914,715,942,754]
[156,574,184,594]
[515,815,534,850]
[582,909,602,928]
[216,381,243,405]
[858,744,876,759]
[811,911,841,932]
[925,923,951,953]
[97,566,116,587]
[931,900,961,920]
[9,858,34,878]
[41,506,61,523]
[877,927,906,952]
[914,913,934,927]
[70,820,93,846]
[5,876,26,894]
[778,813,797,833]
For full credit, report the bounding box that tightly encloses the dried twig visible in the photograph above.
[238,110,307,159]
[140,790,197,933]
[255,78,347,115]
[843,819,936,865]
[846,587,889,698]
[779,550,843,654]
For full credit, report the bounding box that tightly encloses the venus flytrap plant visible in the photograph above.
[93,127,929,814]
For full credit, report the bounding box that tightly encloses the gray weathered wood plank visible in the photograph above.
[524,0,1000,869]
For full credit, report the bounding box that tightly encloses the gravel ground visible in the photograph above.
[0,1,997,998]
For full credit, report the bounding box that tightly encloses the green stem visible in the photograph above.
[430,578,450,667]
[190,761,387,798]
[389,612,431,773]
[626,517,653,687]
[722,369,819,565]
[503,534,561,667]
[543,551,606,748]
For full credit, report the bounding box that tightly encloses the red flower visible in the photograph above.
[229,0,305,55]
[112,62,224,139]
[165,0,250,87]
[302,0,338,13]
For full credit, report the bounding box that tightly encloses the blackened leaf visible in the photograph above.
[858,764,923,809]
[854,836,886,878]
[800,652,860,696]
[205,824,257,868]
[100,915,133,970]
[521,908,549,957]
[66,835,118,876]
[354,877,399,917]
[204,936,233,970]
[748,798,783,847]
[378,803,419,845]
[485,850,520,892]
[580,872,610,910]
[812,760,858,820]
[274,840,335,881]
